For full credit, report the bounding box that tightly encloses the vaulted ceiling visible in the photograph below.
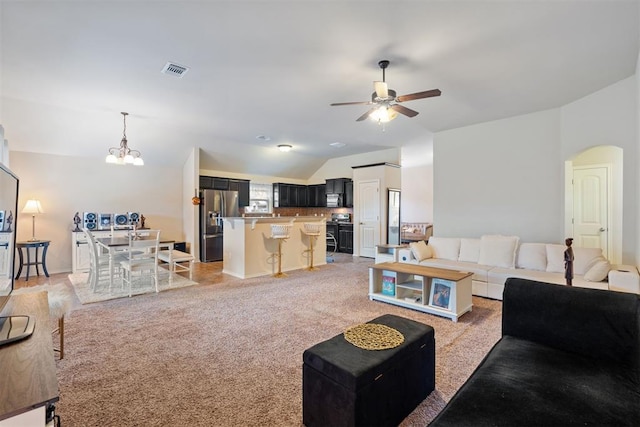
[1,1,638,179]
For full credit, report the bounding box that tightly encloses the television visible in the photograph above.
[0,163,34,346]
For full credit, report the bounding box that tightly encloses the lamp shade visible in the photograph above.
[22,199,44,214]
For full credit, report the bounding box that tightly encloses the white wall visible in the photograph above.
[10,151,184,274]
[400,142,433,223]
[433,76,638,264]
[434,109,563,243]
[561,76,637,263]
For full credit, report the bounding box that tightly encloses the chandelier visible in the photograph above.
[105,112,144,166]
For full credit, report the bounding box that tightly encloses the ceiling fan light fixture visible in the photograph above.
[369,106,398,123]
[278,144,292,152]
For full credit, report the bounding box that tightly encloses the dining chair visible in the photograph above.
[83,227,126,291]
[119,229,161,297]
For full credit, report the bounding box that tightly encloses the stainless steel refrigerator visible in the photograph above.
[200,189,240,262]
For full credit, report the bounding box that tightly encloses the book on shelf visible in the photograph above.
[404,295,421,303]
[381,275,396,296]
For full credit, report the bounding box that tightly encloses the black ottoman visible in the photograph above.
[302,314,435,427]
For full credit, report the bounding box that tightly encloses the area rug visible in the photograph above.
[68,268,199,304]
[56,259,502,426]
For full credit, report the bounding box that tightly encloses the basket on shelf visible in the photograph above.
[270,224,292,238]
[303,223,322,236]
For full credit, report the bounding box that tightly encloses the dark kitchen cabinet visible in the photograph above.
[273,183,289,207]
[326,223,339,252]
[273,183,314,207]
[338,224,354,254]
[345,180,353,208]
[212,178,230,190]
[199,176,229,191]
[326,178,349,194]
[307,184,326,207]
[229,179,250,207]
[200,176,250,207]
[199,176,213,189]
[294,185,307,207]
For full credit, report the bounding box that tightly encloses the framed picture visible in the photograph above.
[429,279,453,310]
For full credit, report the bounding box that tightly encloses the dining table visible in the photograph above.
[95,236,175,289]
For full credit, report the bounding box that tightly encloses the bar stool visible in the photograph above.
[270,224,292,278]
[302,223,322,271]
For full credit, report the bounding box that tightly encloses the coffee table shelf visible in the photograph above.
[369,262,473,322]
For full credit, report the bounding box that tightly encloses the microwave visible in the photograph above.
[326,193,342,208]
[248,199,270,213]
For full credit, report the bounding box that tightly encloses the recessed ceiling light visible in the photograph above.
[330,142,346,148]
[256,135,271,141]
[278,144,292,152]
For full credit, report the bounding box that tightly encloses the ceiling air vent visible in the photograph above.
[161,62,189,78]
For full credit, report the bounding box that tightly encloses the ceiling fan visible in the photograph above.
[330,60,441,123]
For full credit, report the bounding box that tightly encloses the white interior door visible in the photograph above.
[573,166,609,258]
[358,180,380,258]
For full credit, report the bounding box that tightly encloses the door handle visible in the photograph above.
[599,227,606,232]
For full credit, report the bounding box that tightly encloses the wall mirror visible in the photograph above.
[0,163,18,311]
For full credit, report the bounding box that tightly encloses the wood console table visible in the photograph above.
[0,292,59,424]
[369,262,473,322]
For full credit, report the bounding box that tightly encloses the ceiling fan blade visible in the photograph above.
[374,81,388,98]
[330,101,372,106]
[390,104,419,118]
[356,108,378,122]
[396,89,442,102]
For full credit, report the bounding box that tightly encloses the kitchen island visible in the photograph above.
[223,216,327,279]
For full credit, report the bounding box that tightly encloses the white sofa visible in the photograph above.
[398,235,640,300]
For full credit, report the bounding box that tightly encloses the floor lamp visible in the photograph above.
[22,199,44,241]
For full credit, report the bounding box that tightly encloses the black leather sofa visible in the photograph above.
[430,277,640,426]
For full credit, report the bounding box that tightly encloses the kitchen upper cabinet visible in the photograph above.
[345,180,353,208]
[213,178,230,190]
[325,178,350,194]
[229,179,250,207]
[294,185,307,207]
[307,184,326,208]
[200,176,250,207]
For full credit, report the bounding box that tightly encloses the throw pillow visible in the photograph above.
[516,243,547,271]
[478,235,519,268]
[409,240,432,262]
[427,237,461,261]
[584,257,611,282]
[572,247,604,275]
[458,238,481,263]
[545,244,566,273]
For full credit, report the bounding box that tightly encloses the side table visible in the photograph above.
[15,240,50,281]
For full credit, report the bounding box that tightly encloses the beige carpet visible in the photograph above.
[56,258,502,426]
[68,267,198,304]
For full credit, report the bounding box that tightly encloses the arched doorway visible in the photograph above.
[564,145,623,264]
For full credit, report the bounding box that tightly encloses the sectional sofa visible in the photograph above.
[429,277,640,426]
[397,235,639,300]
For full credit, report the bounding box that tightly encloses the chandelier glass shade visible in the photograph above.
[106,112,144,166]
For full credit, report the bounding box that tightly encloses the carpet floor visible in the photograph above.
[68,267,199,304]
[56,257,502,426]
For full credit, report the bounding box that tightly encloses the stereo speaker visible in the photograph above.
[114,213,129,226]
[128,212,141,225]
[83,212,98,230]
[98,213,113,230]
